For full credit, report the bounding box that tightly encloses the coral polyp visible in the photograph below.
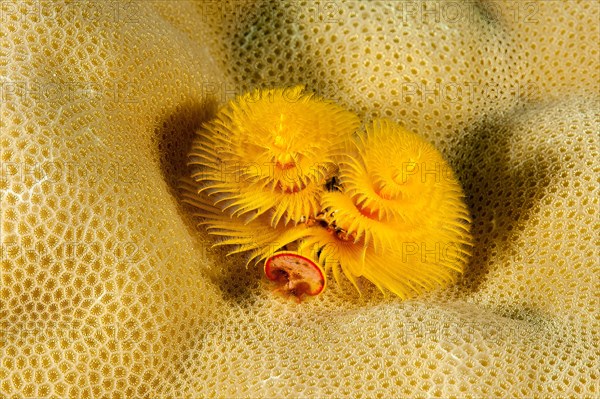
[188,85,360,226]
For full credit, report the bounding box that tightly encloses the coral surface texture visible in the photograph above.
[1,1,598,398]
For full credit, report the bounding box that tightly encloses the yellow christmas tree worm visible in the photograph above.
[181,178,325,302]
[184,88,472,300]
[334,119,472,251]
[188,86,360,226]
[180,178,311,266]
[299,119,473,298]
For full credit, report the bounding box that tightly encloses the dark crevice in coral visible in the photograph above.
[453,111,555,295]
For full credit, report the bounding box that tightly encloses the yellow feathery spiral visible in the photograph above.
[299,119,473,298]
[334,119,472,251]
[188,86,360,226]
[180,178,311,266]
[297,229,465,299]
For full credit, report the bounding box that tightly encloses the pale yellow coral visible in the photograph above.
[1,0,598,398]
